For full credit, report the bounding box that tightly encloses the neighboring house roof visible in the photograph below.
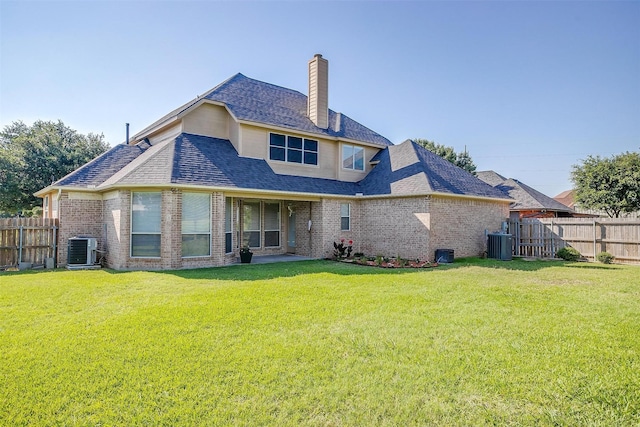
[45,134,511,201]
[475,170,507,187]
[553,189,575,209]
[478,171,573,213]
[360,141,509,199]
[135,73,392,147]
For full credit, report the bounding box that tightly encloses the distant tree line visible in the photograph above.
[572,151,640,218]
[414,138,477,174]
[0,120,110,216]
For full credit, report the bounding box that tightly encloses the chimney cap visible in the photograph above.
[314,53,323,58]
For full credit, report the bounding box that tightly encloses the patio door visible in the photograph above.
[287,212,296,253]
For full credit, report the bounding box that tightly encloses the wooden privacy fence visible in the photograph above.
[0,218,59,269]
[508,218,640,263]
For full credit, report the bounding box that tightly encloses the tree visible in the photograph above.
[414,138,477,174]
[571,152,640,218]
[0,120,110,214]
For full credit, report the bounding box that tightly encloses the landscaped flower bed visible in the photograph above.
[346,256,438,268]
[333,240,438,268]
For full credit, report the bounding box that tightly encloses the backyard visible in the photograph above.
[1,258,638,426]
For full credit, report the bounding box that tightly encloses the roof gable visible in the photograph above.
[359,140,509,199]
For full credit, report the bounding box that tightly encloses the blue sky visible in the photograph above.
[1,1,638,197]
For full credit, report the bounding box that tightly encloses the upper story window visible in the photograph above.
[342,144,365,171]
[269,133,318,166]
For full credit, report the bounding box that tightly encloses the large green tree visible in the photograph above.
[414,138,477,174]
[571,152,640,218]
[0,120,109,214]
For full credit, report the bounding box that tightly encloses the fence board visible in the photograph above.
[509,218,640,264]
[0,218,58,269]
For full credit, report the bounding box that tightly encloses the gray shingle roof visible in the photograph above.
[172,134,359,195]
[477,170,573,212]
[55,141,151,187]
[360,140,509,199]
[203,73,392,147]
[52,135,511,202]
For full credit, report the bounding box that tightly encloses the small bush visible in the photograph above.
[596,252,615,264]
[556,247,581,261]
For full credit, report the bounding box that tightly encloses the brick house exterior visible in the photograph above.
[37,55,510,270]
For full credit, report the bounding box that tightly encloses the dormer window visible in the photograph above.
[342,144,365,171]
[269,133,318,165]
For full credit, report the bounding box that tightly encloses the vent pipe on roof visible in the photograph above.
[125,123,130,145]
[308,54,329,129]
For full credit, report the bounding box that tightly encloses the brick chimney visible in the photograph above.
[308,54,329,129]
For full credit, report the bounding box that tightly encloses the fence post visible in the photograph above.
[18,225,23,264]
[550,220,554,258]
[593,219,597,261]
[53,225,58,267]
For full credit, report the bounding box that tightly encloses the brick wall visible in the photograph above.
[429,196,509,259]
[58,189,508,269]
[360,197,430,259]
[103,191,128,269]
[57,193,104,266]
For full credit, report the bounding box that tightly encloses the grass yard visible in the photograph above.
[1,258,638,426]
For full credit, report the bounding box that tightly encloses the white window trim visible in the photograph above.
[341,203,351,231]
[342,144,365,171]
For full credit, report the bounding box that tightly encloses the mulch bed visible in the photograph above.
[338,258,439,269]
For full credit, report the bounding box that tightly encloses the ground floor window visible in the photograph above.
[241,200,282,249]
[264,202,280,247]
[131,192,161,257]
[243,201,261,248]
[182,192,211,257]
[341,203,351,231]
[225,197,233,253]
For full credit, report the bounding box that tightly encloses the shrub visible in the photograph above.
[556,247,581,261]
[333,239,353,260]
[596,252,615,264]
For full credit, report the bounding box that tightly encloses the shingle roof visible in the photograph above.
[359,140,509,199]
[134,73,391,147]
[203,73,392,147]
[476,170,507,187]
[55,141,151,187]
[553,189,575,209]
[51,135,511,201]
[171,134,359,195]
[477,170,573,212]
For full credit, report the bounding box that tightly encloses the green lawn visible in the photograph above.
[1,259,638,426]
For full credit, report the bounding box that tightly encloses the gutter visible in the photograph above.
[44,182,512,204]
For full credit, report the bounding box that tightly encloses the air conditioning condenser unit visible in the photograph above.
[68,237,98,265]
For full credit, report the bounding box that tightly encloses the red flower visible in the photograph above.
[340,238,345,243]
[348,240,353,245]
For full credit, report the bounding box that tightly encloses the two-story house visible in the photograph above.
[36,54,510,270]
